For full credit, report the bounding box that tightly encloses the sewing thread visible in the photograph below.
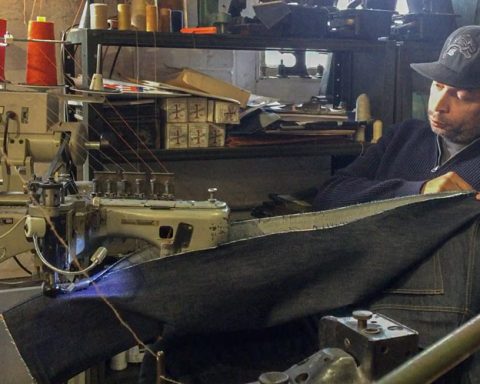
[26,19,57,86]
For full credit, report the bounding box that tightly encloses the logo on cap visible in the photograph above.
[442,33,478,59]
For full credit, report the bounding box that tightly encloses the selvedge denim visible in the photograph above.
[2,193,480,383]
[370,214,480,383]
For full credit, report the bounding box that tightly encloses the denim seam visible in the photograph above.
[462,222,478,323]
[383,288,444,294]
[435,251,445,293]
[385,254,445,295]
[371,304,474,316]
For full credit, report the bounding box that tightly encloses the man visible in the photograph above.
[314,25,480,210]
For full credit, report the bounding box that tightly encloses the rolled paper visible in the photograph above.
[131,0,146,31]
[0,19,6,81]
[117,3,131,31]
[90,3,108,30]
[26,19,57,86]
[146,5,158,32]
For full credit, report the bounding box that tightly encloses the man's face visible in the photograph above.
[428,81,480,144]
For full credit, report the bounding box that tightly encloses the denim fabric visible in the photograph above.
[370,215,480,383]
[138,318,320,384]
[2,193,480,383]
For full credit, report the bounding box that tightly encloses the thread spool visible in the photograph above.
[146,5,158,32]
[372,120,383,143]
[355,93,371,142]
[355,93,371,121]
[158,8,171,32]
[90,3,108,29]
[26,18,57,86]
[0,19,6,81]
[117,3,131,30]
[170,10,183,32]
[131,0,146,31]
[24,216,47,238]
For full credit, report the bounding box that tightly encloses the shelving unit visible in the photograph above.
[65,28,397,155]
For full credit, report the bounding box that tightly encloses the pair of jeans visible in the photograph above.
[2,192,480,383]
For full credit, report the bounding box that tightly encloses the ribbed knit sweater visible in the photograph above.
[313,119,480,210]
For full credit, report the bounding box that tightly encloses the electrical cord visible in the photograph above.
[2,111,18,156]
[32,234,107,277]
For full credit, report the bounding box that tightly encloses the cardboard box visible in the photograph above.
[163,98,188,123]
[214,101,240,124]
[166,68,250,108]
[208,124,226,147]
[165,123,188,149]
[188,123,209,148]
[187,98,208,122]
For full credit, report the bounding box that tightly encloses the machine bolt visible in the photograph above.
[258,372,290,384]
[353,310,373,330]
[208,187,218,201]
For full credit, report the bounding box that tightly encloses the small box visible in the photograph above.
[165,123,188,149]
[188,123,209,148]
[210,101,240,124]
[208,124,225,147]
[187,97,208,122]
[163,98,188,123]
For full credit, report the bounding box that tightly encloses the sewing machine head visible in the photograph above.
[0,90,230,293]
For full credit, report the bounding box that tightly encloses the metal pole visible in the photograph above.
[376,313,480,384]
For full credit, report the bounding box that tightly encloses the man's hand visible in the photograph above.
[421,171,474,194]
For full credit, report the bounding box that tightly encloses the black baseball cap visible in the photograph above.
[410,25,480,89]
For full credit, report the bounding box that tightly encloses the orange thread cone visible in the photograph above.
[0,19,6,81]
[26,20,57,86]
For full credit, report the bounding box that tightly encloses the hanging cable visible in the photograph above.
[32,234,107,277]
[109,46,122,79]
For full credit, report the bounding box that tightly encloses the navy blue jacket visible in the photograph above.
[313,119,480,210]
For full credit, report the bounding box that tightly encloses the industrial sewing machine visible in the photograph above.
[0,89,230,293]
